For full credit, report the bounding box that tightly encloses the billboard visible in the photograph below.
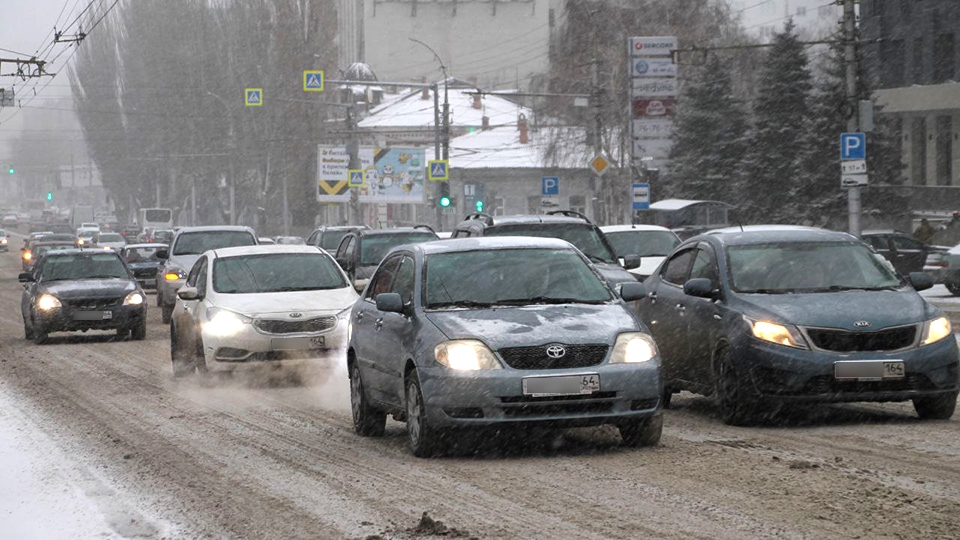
[631,79,678,97]
[629,36,678,57]
[358,148,426,203]
[632,99,677,117]
[317,145,375,202]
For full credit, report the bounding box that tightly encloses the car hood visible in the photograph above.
[425,303,640,350]
[628,256,665,279]
[734,289,937,330]
[595,262,638,287]
[167,254,200,272]
[212,287,358,318]
[40,278,136,299]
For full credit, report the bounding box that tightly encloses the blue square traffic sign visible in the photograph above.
[632,183,650,211]
[348,169,365,187]
[427,160,449,181]
[840,133,866,160]
[542,176,559,196]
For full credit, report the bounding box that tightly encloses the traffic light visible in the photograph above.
[7,165,14,175]
[475,200,484,212]
[438,181,451,208]
[46,191,53,201]
[439,196,452,208]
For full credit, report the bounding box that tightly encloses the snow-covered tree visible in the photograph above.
[665,54,748,202]
[738,21,814,224]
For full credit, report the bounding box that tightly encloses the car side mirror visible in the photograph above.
[376,292,404,313]
[619,282,646,302]
[18,272,33,283]
[156,249,169,260]
[622,255,641,271]
[177,286,201,301]
[908,272,934,292]
[684,278,718,299]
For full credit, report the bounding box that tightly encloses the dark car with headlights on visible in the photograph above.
[23,241,78,272]
[334,226,438,292]
[348,237,660,457]
[121,243,167,289]
[19,249,147,344]
[641,228,959,425]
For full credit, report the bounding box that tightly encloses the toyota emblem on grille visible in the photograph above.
[854,321,871,328]
[289,312,303,319]
[545,345,566,359]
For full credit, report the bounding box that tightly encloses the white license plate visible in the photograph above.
[522,374,600,397]
[74,310,112,321]
[834,360,905,381]
[271,336,324,350]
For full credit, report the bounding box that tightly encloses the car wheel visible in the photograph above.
[405,371,444,457]
[947,283,960,296]
[131,318,147,341]
[170,325,195,378]
[619,414,663,447]
[23,318,34,340]
[161,304,173,325]
[716,347,758,426]
[350,362,386,436]
[913,392,958,420]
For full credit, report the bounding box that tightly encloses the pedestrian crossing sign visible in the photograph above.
[303,70,324,92]
[245,88,263,107]
[427,160,449,181]
[348,169,365,188]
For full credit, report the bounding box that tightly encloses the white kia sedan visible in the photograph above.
[169,244,359,377]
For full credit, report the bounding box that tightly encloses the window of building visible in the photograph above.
[880,39,905,87]
[796,6,807,17]
[912,117,927,185]
[934,33,955,84]
[493,196,506,216]
[569,195,586,215]
[914,37,924,85]
[937,116,953,186]
[526,195,543,215]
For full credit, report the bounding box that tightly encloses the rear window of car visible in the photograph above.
[99,233,124,242]
[484,224,617,264]
[172,231,257,255]
[360,233,437,266]
[321,230,351,251]
[213,253,346,293]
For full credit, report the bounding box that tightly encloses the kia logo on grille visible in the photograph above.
[854,321,871,328]
[289,312,303,318]
[545,345,566,359]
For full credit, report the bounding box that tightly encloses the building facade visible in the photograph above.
[730,0,840,41]
[862,0,960,201]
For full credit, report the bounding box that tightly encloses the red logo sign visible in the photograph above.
[632,99,676,118]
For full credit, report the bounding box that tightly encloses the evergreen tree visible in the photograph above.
[738,21,814,224]
[666,54,748,202]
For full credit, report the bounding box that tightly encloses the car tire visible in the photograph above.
[161,304,173,325]
[132,318,147,341]
[170,325,195,378]
[913,392,958,420]
[23,319,34,340]
[947,283,960,297]
[716,347,758,426]
[405,371,444,458]
[619,414,663,447]
[350,362,386,437]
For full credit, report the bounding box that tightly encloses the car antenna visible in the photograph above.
[737,221,744,233]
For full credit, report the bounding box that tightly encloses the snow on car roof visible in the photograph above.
[649,199,732,211]
[420,236,575,255]
[174,226,255,234]
[697,228,858,245]
[212,245,323,258]
[706,225,823,235]
[600,224,674,233]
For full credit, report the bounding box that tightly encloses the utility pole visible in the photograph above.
[433,82,442,229]
[843,0,861,235]
[346,105,362,225]
[589,55,601,224]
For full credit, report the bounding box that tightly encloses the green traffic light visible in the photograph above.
[439,196,452,208]
[7,166,14,175]
[46,192,53,201]
[475,200,484,212]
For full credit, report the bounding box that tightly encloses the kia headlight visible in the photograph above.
[434,340,502,371]
[748,318,808,349]
[921,316,952,346]
[37,294,61,311]
[123,291,144,306]
[203,309,250,337]
[610,332,658,364]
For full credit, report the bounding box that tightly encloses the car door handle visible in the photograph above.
[374,318,383,330]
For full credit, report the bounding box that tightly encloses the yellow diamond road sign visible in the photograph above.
[589,154,611,176]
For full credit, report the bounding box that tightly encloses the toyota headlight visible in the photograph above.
[123,291,144,306]
[434,340,502,371]
[37,294,61,311]
[748,318,808,349]
[610,332,658,364]
[921,316,952,346]
[203,309,250,337]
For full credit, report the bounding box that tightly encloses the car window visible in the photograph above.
[196,258,208,296]
[367,256,402,300]
[606,230,681,258]
[306,231,319,246]
[359,233,437,266]
[186,257,204,287]
[212,253,347,294]
[452,229,469,238]
[323,231,351,251]
[339,236,356,261]
[689,248,719,286]
[892,236,924,251]
[865,236,890,250]
[390,256,416,305]
[172,231,256,256]
[484,223,617,264]
[661,249,695,286]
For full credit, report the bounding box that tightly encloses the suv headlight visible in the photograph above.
[203,309,251,337]
[610,332,658,363]
[37,294,61,311]
[163,267,185,282]
[747,318,809,349]
[123,291,144,306]
[921,316,952,346]
[434,340,502,371]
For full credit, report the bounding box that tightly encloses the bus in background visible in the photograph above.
[139,207,173,230]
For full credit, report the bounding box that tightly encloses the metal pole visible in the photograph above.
[347,106,361,225]
[589,57,600,224]
[844,0,861,235]
[434,83,442,229]
[282,173,290,235]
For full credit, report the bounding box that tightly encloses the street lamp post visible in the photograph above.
[410,38,449,231]
[207,91,237,225]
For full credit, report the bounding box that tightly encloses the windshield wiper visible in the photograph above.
[79,275,127,280]
[497,296,603,306]
[585,254,613,265]
[743,288,795,294]
[427,300,494,309]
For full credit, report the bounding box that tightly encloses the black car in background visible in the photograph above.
[334,227,439,291]
[23,241,77,272]
[19,249,147,344]
[121,243,168,289]
[640,228,959,425]
[861,230,929,276]
[307,225,368,253]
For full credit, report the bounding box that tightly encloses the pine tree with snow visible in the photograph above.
[666,54,749,203]
[738,21,814,224]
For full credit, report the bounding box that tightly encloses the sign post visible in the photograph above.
[632,183,651,211]
[839,133,868,189]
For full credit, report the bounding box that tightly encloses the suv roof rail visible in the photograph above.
[463,212,494,225]
[413,224,436,234]
[545,210,592,223]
